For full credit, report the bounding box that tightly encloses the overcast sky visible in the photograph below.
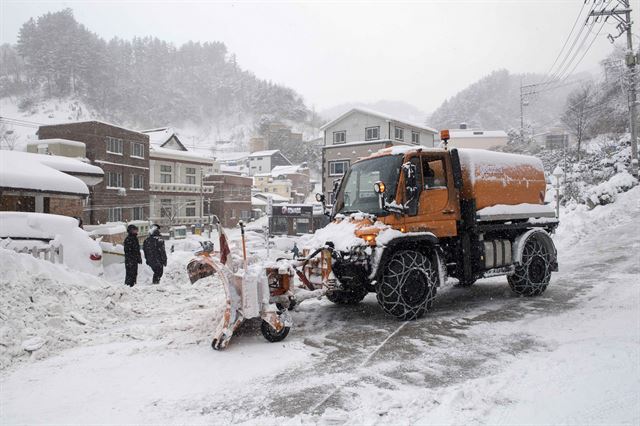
[2,1,637,113]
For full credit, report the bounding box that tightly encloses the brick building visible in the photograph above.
[37,121,150,224]
[203,173,252,228]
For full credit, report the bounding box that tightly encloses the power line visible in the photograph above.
[542,1,590,83]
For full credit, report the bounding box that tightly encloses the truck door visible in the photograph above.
[404,153,458,237]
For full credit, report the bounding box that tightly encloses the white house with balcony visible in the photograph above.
[142,127,218,226]
[320,107,438,200]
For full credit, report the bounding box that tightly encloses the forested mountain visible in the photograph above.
[0,9,310,138]
[428,69,585,132]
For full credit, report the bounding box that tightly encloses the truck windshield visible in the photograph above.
[334,155,403,216]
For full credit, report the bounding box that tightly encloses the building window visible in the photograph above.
[131,142,144,158]
[333,131,346,144]
[394,127,404,141]
[131,174,144,189]
[160,165,172,183]
[107,171,122,188]
[106,137,123,154]
[365,126,380,141]
[241,210,250,219]
[160,199,172,217]
[108,207,122,222]
[411,131,420,144]
[186,167,196,185]
[37,146,49,154]
[132,207,144,220]
[185,200,197,217]
[328,160,349,176]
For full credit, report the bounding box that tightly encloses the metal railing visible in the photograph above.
[2,241,64,264]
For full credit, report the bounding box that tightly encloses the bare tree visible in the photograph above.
[561,83,595,162]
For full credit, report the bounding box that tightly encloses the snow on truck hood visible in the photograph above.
[297,212,402,252]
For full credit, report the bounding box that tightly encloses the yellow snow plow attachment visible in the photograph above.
[187,223,336,349]
[187,222,333,350]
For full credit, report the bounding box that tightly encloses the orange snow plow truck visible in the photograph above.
[190,133,558,348]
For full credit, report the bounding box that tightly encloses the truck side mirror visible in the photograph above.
[450,148,464,190]
[332,178,341,194]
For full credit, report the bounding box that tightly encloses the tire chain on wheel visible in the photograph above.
[508,237,552,296]
[376,250,438,320]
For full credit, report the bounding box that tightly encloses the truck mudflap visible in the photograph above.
[512,228,558,272]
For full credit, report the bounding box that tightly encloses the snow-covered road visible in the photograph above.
[1,188,639,425]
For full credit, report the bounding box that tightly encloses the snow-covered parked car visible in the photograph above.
[0,212,103,275]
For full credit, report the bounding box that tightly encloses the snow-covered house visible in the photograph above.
[141,127,217,226]
[0,150,103,217]
[247,149,291,176]
[320,108,438,201]
[254,163,312,203]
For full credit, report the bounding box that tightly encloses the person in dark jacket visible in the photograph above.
[123,224,142,287]
[143,224,167,284]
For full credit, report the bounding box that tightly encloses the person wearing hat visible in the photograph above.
[123,224,142,287]
[143,224,167,284]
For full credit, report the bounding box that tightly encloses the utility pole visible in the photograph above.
[520,79,525,141]
[590,0,638,175]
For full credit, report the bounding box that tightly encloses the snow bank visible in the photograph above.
[584,171,637,208]
[0,248,225,370]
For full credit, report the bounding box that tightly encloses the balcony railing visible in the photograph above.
[150,182,214,193]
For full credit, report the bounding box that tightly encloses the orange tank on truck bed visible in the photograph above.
[458,149,547,210]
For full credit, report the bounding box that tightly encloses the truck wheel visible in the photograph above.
[376,250,437,320]
[260,320,290,343]
[326,286,368,305]
[508,237,552,296]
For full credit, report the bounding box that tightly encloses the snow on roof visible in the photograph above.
[40,120,145,136]
[253,192,290,202]
[248,150,280,157]
[251,196,268,206]
[214,151,249,162]
[270,164,305,177]
[320,107,438,133]
[150,145,214,164]
[27,138,86,148]
[0,151,93,195]
[33,154,103,176]
[141,127,174,145]
[449,130,508,139]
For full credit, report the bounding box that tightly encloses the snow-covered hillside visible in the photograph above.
[1,184,638,424]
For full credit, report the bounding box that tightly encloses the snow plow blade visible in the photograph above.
[187,258,217,284]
